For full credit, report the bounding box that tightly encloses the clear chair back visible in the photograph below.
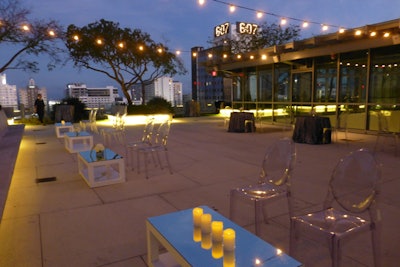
[259,138,295,186]
[328,148,380,213]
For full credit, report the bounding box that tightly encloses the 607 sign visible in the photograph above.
[236,22,258,35]
[214,22,230,37]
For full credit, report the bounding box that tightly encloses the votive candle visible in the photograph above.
[193,207,203,227]
[223,228,235,267]
[193,207,203,242]
[223,228,235,251]
[212,221,224,259]
[201,213,212,249]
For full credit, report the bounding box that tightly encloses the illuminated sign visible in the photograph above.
[214,22,259,37]
[236,22,258,35]
[214,22,230,37]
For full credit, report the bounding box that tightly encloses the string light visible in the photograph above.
[21,24,30,31]
[201,0,342,33]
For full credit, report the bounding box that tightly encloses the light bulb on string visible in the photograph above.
[229,5,236,13]
[21,24,30,31]
[198,0,205,6]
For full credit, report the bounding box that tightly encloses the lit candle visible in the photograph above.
[193,207,203,242]
[223,228,235,251]
[223,228,235,267]
[201,213,212,249]
[61,120,65,125]
[212,221,224,259]
[192,207,203,227]
[212,221,223,242]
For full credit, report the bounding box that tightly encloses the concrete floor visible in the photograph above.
[0,116,398,267]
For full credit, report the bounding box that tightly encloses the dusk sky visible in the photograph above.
[3,0,400,99]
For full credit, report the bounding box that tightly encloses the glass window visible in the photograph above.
[258,68,273,101]
[292,72,312,103]
[274,63,290,102]
[339,51,368,103]
[315,56,337,103]
[232,76,241,102]
[370,45,400,104]
[248,72,257,101]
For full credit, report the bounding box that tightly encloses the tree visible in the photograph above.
[64,19,186,105]
[0,0,64,73]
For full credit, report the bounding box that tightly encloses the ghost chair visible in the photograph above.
[229,137,296,236]
[101,112,126,146]
[80,109,98,133]
[290,148,382,267]
[374,111,398,156]
[136,119,172,179]
[80,109,93,131]
[125,116,155,170]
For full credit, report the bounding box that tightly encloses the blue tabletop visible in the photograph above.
[65,131,91,137]
[55,122,73,126]
[147,206,302,267]
[79,148,122,163]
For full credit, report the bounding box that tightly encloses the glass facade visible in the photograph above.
[228,44,400,132]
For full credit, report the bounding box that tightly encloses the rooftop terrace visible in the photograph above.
[0,116,398,267]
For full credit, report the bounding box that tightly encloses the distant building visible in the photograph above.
[191,46,227,113]
[65,83,120,108]
[129,77,183,107]
[19,78,47,113]
[0,74,18,110]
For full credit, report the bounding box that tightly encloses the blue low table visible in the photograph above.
[146,206,303,267]
[54,122,74,138]
[64,131,93,153]
[77,148,125,188]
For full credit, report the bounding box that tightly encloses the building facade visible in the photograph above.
[0,74,18,110]
[194,18,400,132]
[19,78,48,113]
[65,83,120,109]
[191,47,227,113]
[129,76,183,107]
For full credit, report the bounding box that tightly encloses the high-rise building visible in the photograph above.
[19,78,47,113]
[130,76,183,107]
[0,74,18,110]
[65,83,120,108]
[191,46,227,113]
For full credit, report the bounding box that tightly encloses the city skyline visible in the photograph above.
[2,0,399,99]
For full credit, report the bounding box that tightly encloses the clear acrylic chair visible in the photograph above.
[125,116,155,170]
[290,148,381,267]
[80,109,98,133]
[80,109,93,131]
[136,119,172,179]
[374,111,398,156]
[229,137,296,236]
[101,112,126,146]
